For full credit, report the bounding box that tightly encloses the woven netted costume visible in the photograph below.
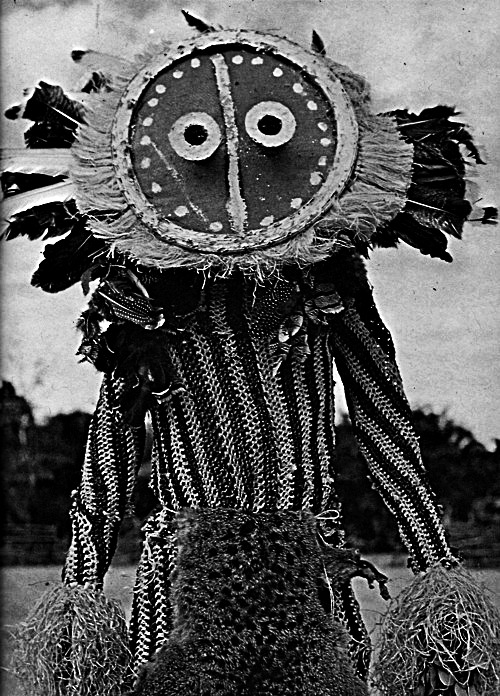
[3,14,499,696]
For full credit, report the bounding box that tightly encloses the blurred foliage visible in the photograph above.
[1,381,90,536]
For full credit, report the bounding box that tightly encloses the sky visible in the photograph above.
[1,0,499,447]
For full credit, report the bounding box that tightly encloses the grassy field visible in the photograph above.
[2,558,499,695]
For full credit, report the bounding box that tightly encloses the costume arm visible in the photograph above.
[326,257,457,572]
[63,373,145,585]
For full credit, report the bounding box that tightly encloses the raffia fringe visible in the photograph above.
[71,39,413,274]
[371,564,500,696]
[11,584,131,696]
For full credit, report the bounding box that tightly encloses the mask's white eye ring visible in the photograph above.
[168,111,222,161]
[245,101,296,147]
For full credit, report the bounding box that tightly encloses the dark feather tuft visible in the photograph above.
[389,212,453,262]
[311,30,326,56]
[471,206,498,225]
[181,10,216,33]
[373,105,491,260]
[80,71,111,94]
[102,324,185,427]
[4,104,23,120]
[7,81,86,148]
[3,199,78,241]
[31,222,107,293]
[71,49,87,62]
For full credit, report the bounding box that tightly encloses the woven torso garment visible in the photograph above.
[147,274,338,517]
[63,251,456,679]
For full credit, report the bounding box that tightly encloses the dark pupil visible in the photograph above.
[257,115,282,136]
[184,124,208,145]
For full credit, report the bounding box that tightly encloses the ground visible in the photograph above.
[1,557,499,695]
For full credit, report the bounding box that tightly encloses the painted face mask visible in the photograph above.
[73,29,413,271]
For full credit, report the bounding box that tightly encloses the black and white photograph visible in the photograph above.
[1,1,499,694]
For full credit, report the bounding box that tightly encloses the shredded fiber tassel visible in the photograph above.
[11,584,132,696]
[371,564,500,696]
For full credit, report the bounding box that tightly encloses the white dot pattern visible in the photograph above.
[320,138,332,147]
[318,122,328,131]
[174,205,189,217]
[292,83,304,93]
[209,221,223,231]
[260,215,274,227]
[251,57,263,65]
[155,84,166,94]
[148,98,158,107]
[307,101,318,111]
[232,55,243,64]
[151,182,162,193]
[140,157,151,169]
[310,172,322,186]
[140,135,151,146]
[273,68,283,77]
[173,70,183,79]
[191,58,201,68]
[290,198,302,209]
[143,117,153,127]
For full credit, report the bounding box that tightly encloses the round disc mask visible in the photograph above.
[112,31,359,254]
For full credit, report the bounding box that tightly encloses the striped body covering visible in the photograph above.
[62,251,455,678]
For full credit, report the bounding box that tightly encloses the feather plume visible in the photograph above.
[181,10,217,33]
[1,148,72,177]
[3,200,78,242]
[311,30,326,56]
[4,81,87,149]
[479,206,497,224]
[395,213,453,262]
[21,82,86,125]
[31,221,107,293]
[469,205,498,225]
[1,180,76,234]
